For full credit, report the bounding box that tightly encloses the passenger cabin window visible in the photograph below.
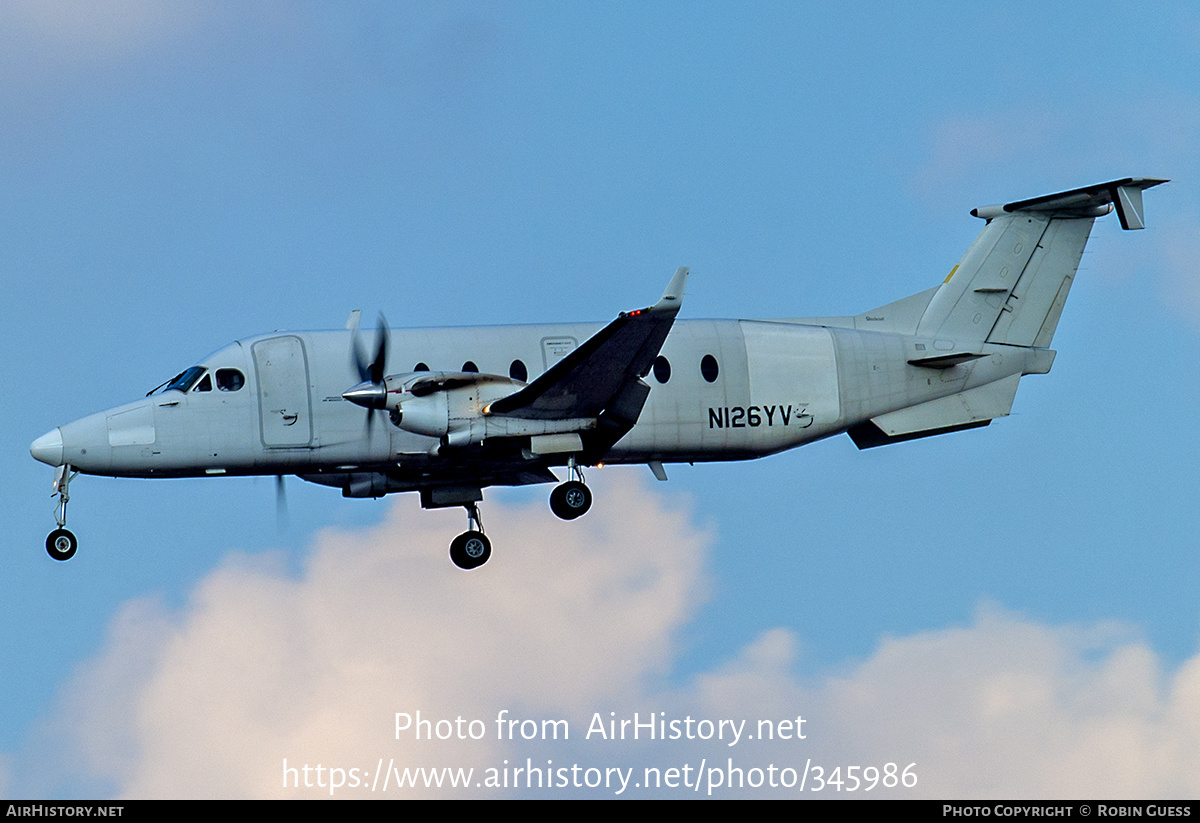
[414,363,430,372]
[216,368,245,392]
[509,359,528,382]
[701,354,719,383]
[462,361,479,373]
[653,356,671,384]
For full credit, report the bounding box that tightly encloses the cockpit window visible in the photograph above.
[149,365,244,397]
[157,366,206,395]
[216,368,245,392]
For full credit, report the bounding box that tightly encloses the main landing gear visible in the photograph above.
[549,457,592,521]
[46,465,79,561]
[449,502,491,571]
[444,459,593,571]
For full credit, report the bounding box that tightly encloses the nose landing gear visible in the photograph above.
[45,465,79,561]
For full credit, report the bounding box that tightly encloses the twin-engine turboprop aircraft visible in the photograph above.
[31,178,1164,569]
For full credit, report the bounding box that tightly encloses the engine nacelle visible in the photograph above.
[346,370,598,450]
[384,371,524,441]
[392,390,450,437]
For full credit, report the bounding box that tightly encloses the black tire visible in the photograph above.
[46,528,78,561]
[549,481,592,520]
[449,530,491,570]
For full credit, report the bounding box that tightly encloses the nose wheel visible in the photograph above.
[47,528,78,561]
[45,465,80,561]
[449,503,492,570]
[550,457,592,520]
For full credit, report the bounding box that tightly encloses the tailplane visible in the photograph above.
[916,178,1166,347]
[846,178,1165,450]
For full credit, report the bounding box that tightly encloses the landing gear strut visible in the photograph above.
[449,502,491,570]
[550,456,592,520]
[46,465,79,561]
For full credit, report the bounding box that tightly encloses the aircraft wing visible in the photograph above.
[487,268,688,430]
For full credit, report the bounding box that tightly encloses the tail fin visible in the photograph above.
[916,178,1166,346]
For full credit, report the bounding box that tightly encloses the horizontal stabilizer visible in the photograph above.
[907,351,986,369]
[848,418,989,449]
[972,177,1167,229]
[848,374,1020,449]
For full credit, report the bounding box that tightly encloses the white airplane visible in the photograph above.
[31,178,1164,569]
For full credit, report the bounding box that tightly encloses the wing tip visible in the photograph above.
[653,267,689,312]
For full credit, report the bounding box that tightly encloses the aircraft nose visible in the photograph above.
[31,428,65,466]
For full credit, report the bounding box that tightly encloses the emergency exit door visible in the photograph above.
[253,335,313,448]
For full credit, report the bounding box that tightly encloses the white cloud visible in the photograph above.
[910,95,1200,211]
[1155,211,1200,328]
[34,474,710,798]
[0,753,11,798]
[22,475,1200,798]
[792,605,1200,798]
[908,110,1073,205]
[1,1,202,58]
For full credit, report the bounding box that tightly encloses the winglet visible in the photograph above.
[651,267,689,314]
[1114,183,1154,230]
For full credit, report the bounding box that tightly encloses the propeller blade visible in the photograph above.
[370,313,388,385]
[275,474,288,532]
[347,313,389,436]
[352,331,371,384]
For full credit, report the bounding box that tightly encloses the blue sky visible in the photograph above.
[3,1,1200,798]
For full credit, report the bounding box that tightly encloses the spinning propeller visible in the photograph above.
[343,313,389,434]
[276,473,288,532]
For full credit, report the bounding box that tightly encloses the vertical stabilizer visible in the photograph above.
[985,217,1092,347]
[916,211,1058,341]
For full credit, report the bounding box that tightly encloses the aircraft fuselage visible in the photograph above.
[43,317,1051,483]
